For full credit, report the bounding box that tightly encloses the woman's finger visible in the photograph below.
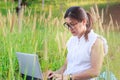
[47,70,55,79]
[48,73,54,79]
[54,74,62,79]
[56,78,62,80]
[47,70,53,75]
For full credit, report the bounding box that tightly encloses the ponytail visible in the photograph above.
[84,12,92,41]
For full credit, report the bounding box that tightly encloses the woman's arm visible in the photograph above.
[55,59,67,74]
[72,38,105,80]
[47,59,67,79]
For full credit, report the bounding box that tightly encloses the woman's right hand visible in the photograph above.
[47,70,55,79]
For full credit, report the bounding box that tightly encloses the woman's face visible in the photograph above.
[64,17,87,38]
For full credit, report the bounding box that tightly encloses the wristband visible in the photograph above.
[62,74,63,80]
[69,74,72,80]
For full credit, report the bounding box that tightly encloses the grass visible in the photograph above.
[0,1,120,80]
[0,0,119,17]
[0,10,70,79]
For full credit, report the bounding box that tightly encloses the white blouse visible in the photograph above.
[63,30,108,79]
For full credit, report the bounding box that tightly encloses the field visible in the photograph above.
[0,0,120,80]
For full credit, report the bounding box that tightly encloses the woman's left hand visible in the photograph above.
[53,74,69,80]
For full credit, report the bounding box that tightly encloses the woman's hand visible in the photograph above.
[47,70,55,79]
[53,74,69,80]
[47,70,69,80]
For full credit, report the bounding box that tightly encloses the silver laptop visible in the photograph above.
[16,52,43,80]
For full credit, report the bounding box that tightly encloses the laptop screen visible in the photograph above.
[16,52,43,79]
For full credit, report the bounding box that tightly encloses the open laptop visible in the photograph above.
[16,52,43,80]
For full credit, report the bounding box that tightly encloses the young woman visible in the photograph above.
[47,6,108,80]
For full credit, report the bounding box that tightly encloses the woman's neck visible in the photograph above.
[78,30,86,39]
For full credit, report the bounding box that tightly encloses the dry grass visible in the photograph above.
[0,4,119,80]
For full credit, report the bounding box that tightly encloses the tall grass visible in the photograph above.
[0,4,120,80]
[90,4,120,79]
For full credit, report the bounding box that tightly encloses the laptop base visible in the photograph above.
[21,73,42,80]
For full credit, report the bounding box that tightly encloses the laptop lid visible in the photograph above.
[16,52,43,79]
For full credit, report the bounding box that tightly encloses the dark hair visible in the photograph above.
[64,6,92,41]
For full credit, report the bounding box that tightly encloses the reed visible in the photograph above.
[0,3,120,80]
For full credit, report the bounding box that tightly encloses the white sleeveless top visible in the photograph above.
[63,30,108,79]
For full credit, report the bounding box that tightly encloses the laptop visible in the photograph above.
[16,52,43,80]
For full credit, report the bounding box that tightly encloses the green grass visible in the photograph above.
[105,31,120,79]
[0,12,120,79]
[0,0,119,17]
[0,0,120,80]
[0,12,70,79]
[0,1,17,15]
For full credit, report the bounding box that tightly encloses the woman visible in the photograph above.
[47,6,108,80]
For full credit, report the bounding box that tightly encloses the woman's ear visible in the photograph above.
[82,19,87,26]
